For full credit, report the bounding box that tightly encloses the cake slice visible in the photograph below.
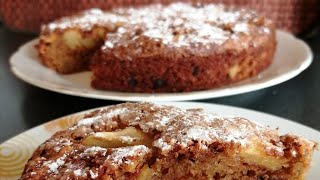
[20,103,317,179]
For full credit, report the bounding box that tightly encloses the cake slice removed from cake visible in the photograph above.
[20,103,317,179]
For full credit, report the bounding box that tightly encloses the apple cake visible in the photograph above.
[20,103,316,179]
[37,2,276,92]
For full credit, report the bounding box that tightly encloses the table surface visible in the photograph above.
[1,25,320,143]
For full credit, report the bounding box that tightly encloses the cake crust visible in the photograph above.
[20,103,316,180]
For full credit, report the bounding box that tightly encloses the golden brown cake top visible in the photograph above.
[102,3,271,51]
[42,3,274,57]
[43,9,127,32]
[71,103,311,155]
[21,103,316,179]
[109,3,273,59]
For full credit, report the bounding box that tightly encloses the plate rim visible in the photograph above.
[10,30,313,101]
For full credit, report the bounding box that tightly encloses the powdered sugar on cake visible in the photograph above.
[43,154,67,174]
[46,9,126,31]
[76,115,102,126]
[119,136,137,143]
[51,139,73,152]
[106,145,150,166]
[81,146,107,157]
[102,3,257,50]
[44,2,270,52]
[67,102,283,155]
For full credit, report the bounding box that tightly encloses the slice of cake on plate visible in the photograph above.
[20,103,317,179]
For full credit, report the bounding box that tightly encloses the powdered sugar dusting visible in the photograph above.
[158,116,170,126]
[46,9,126,31]
[153,138,172,152]
[67,103,285,157]
[44,3,270,52]
[89,170,98,179]
[103,107,128,119]
[107,145,150,166]
[291,149,297,157]
[131,104,185,132]
[186,126,219,142]
[233,23,249,33]
[73,169,82,176]
[76,115,102,126]
[43,154,67,174]
[120,136,137,143]
[50,138,73,152]
[102,3,247,50]
[155,115,256,151]
[81,146,107,157]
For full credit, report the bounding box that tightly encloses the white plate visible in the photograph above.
[0,102,319,179]
[10,31,313,101]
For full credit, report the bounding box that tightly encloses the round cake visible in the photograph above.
[37,2,276,93]
[20,103,316,179]
[90,3,276,92]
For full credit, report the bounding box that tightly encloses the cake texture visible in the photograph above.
[37,2,276,92]
[36,9,127,73]
[20,103,316,180]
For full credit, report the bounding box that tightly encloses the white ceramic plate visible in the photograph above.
[10,31,313,101]
[0,102,319,179]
